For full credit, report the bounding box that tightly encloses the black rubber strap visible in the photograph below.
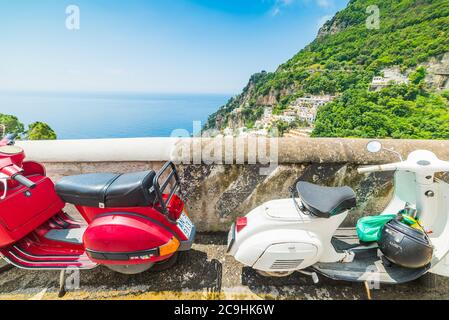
[100,174,122,207]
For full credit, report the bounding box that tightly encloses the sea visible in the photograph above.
[0,91,231,139]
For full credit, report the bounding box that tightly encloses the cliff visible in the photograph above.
[204,0,449,139]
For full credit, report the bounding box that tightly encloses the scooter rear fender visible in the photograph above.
[77,206,190,242]
[83,214,179,265]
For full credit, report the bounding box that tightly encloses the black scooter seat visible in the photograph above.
[55,171,156,208]
[297,181,356,218]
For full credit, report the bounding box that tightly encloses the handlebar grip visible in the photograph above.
[2,133,16,146]
[358,166,379,174]
[358,164,398,174]
[13,174,36,189]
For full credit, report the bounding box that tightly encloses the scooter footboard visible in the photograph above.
[233,229,323,272]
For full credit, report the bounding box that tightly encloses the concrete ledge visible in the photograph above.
[17,138,179,162]
[17,137,449,164]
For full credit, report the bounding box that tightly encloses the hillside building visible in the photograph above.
[370,68,409,91]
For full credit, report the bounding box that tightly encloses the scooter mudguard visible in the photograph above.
[0,145,25,167]
[83,213,176,265]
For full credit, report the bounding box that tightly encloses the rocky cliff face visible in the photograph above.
[423,52,449,90]
[317,17,348,39]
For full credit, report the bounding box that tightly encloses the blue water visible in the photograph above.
[0,92,230,139]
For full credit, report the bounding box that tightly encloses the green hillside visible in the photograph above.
[205,0,449,139]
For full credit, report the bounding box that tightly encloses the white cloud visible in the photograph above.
[316,0,334,8]
[271,0,295,16]
[317,14,332,29]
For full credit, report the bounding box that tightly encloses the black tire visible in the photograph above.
[417,273,440,289]
[256,270,294,278]
[150,252,179,272]
[0,259,13,273]
[106,263,154,275]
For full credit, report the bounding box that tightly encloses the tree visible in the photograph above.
[27,122,57,140]
[442,91,449,100]
[312,83,449,139]
[409,66,427,85]
[0,114,25,136]
[272,120,290,136]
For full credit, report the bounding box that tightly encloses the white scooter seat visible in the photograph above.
[297,182,356,218]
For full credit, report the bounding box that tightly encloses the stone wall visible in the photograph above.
[17,138,449,232]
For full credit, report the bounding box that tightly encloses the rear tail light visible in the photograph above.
[159,237,180,257]
[236,217,247,233]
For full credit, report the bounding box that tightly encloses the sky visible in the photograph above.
[0,0,349,94]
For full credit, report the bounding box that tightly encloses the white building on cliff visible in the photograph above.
[290,95,335,124]
[370,68,409,91]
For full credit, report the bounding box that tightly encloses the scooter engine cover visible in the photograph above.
[253,242,319,272]
[83,214,174,263]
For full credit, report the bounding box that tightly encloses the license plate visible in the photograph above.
[177,212,194,239]
[227,223,236,253]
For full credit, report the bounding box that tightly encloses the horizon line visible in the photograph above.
[0,89,237,97]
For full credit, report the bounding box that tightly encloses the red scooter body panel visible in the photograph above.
[79,207,188,242]
[0,175,64,247]
[0,146,25,167]
[77,194,188,241]
[22,161,46,176]
[83,214,175,265]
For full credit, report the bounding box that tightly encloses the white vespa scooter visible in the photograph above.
[227,141,449,285]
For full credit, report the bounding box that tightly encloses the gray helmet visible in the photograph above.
[379,218,433,269]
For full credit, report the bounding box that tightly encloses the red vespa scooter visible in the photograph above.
[0,133,195,276]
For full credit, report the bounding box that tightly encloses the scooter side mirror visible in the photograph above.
[366,141,382,154]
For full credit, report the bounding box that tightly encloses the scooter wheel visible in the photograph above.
[105,263,154,275]
[0,258,13,273]
[256,270,294,278]
[150,252,180,272]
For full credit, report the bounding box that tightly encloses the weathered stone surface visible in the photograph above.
[172,138,449,165]
[19,138,449,164]
[44,162,395,232]
[175,163,396,231]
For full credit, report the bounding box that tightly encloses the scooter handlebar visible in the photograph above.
[0,133,16,146]
[13,174,36,189]
[357,163,398,174]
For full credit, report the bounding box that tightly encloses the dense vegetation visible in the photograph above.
[0,114,57,140]
[27,122,57,140]
[0,114,24,136]
[314,84,449,139]
[205,0,449,139]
